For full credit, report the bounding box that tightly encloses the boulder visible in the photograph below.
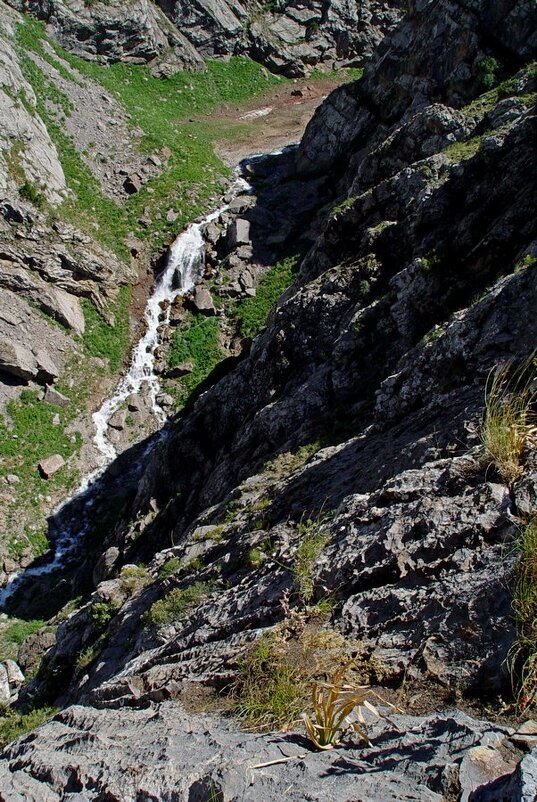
[3,660,24,689]
[124,174,143,194]
[165,361,194,379]
[126,394,142,412]
[228,218,251,248]
[44,385,70,408]
[0,664,10,704]
[108,409,128,431]
[38,454,66,479]
[0,339,37,382]
[191,286,216,316]
[93,547,120,587]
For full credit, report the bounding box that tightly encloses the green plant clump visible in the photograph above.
[294,520,330,603]
[4,619,45,646]
[168,315,222,407]
[159,557,182,579]
[0,706,57,749]
[18,180,45,207]
[477,56,501,90]
[82,286,131,373]
[237,255,299,338]
[143,581,217,628]
[90,601,118,631]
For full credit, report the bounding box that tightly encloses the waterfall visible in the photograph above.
[0,170,251,608]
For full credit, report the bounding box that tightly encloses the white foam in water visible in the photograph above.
[0,171,251,608]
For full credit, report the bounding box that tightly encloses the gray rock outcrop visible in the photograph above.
[6,0,204,73]
[0,703,527,801]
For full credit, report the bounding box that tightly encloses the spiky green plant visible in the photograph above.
[303,667,385,750]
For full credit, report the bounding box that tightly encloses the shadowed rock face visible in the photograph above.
[13,0,535,707]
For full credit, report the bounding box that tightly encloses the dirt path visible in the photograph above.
[207,79,340,165]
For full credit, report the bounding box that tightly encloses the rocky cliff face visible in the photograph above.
[7,0,405,77]
[6,0,205,74]
[159,0,405,76]
[0,0,536,798]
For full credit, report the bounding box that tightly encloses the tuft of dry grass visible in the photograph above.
[480,357,536,486]
[229,607,364,731]
[511,516,537,711]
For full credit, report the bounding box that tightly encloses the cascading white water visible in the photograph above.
[92,172,250,466]
[0,171,251,608]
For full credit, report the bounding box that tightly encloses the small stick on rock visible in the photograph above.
[250,752,309,769]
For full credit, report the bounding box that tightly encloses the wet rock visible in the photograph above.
[156,393,175,409]
[126,394,142,412]
[38,454,66,479]
[204,221,222,245]
[108,409,127,431]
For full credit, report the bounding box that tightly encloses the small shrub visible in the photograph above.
[230,609,363,731]
[0,706,57,748]
[18,180,44,207]
[119,564,150,596]
[159,557,182,579]
[477,56,501,90]
[90,601,118,631]
[247,547,264,569]
[480,357,537,486]
[143,581,217,628]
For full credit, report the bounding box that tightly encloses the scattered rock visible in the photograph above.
[38,454,66,479]
[93,547,120,586]
[124,174,143,194]
[0,664,10,704]
[5,474,19,485]
[3,660,24,689]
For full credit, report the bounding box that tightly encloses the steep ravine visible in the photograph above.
[0,0,536,800]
